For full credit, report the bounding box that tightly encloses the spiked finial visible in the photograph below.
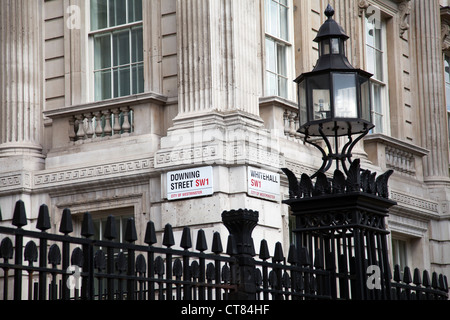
[59,208,73,235]
[325,4,335,19]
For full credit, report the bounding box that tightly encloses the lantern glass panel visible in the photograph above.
[333,73,357,118]
[359,75,371,122]
[308,74,331,121]
[320,39,330,55]
[298,80,307,126]
[331,38,340,54]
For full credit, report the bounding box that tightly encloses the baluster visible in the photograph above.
[103,110,112,136]
[283,110,289,137]
[93,111,103,138]
[112,108,121,135]
[289,112,296,137]
[75,114,86,140]
[84,113,94,138]
[294,114,301,140]
[69,116,76,141]
[121,107,131,133]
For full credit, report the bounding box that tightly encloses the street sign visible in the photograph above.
[167,166,213,200]
[247,166,280,202]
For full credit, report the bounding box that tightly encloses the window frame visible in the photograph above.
[88,0,144,102]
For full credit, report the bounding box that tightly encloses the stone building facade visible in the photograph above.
[1,0,450,279]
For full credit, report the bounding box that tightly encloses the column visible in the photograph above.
[412,0,449,181]
[0,0,43,159]
[177,0,261,116]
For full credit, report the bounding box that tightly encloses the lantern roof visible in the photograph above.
[314,4,349,43]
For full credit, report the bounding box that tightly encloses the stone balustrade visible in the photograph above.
[69,107,133,142]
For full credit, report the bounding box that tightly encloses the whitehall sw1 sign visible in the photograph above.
[167,166,213,200]
[247,166,280,202]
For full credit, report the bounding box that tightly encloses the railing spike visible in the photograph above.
[0,237,13,260]
[81,212,94,238]
[413,268,421,286]
[196,229,208,252]
[211,232,223,254]
[36,204,51,231]
[402,266,412,284]
[104,215,117,241]
[59,208,73,235]
[422,270,431,288]
[432,272,439,289]
[259,239,270,261]
[393,264,401,282]
[162,223,175,247]
[12,200,27,228]
[180,227,192,250]
[314,249,324,269]
[226,235,237,256]
[299,247,311,266]
[439,274,445,291]
[144,221,157,245]
[273,242,284,263]
[124,217,137,243]
[287,244,298,265]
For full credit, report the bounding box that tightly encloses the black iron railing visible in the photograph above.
[0,201,448,300]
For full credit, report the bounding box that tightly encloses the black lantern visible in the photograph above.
[295,4,374,177]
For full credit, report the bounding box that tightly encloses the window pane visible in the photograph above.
[91,0,108,31]
[128,0,142,23]
[132,63,144,94]
[94,34,111,69]
[265,38,276,72]
[375,50,383,81]
[279,5,288,40]
[131,26,143,63]
[109,0,127,27]
[266,71,278,96]
[94,69,112,101]
[267,0,279,37]
[278,77,288,98]
[114,66,131,97]
[277,43,286,76]
[113,30,130,66]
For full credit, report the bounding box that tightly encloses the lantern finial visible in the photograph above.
[325,4,335,19]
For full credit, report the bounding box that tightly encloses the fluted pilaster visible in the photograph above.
[0,0,43,157]
[412,0,449,180]
[177,0,261,116]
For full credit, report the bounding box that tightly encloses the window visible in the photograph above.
[365,15,389,134]
[391,238,408,270]
[265,0,291,99]
[93,213,133,243]
[90,0,144,101]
